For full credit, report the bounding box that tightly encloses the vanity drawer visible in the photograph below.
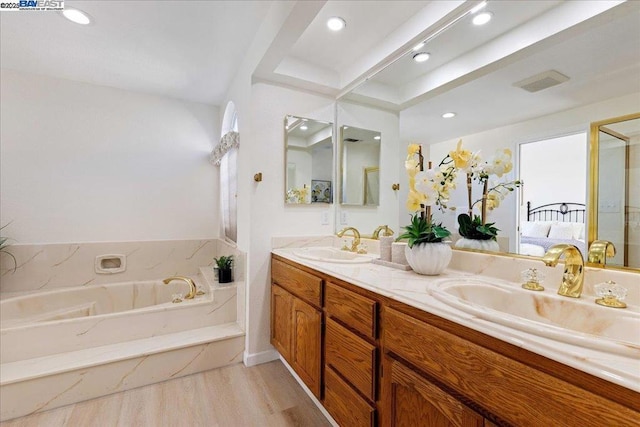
[325,317,376,401]
[271,258,322,308]
[324,367,375,427]
[325,281,377,339]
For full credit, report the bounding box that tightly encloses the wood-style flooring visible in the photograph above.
[1,361,331,427]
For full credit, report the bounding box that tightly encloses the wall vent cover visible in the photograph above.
[513,70,570,93]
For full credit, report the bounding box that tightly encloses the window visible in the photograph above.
[212,102,239,243]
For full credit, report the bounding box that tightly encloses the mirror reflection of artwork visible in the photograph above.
[341,126,381,206]
[311,180,332,203]
[284,115,333,204]
[364,167,379,205]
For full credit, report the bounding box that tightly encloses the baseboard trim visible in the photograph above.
[279,356,338,427]
[243,349,279,367]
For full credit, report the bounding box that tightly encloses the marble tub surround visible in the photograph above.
[0,272,237,362]
[0,263,244,421]
[217,239,246,331]
[272,248,640,393]
[1,324,244,422]
[0,239,234,295]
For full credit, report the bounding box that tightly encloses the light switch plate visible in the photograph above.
[340,211,348,225]
[321,211,330,225]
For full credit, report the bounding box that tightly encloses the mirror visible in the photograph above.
[590,113,640,269]
[338,1,640,270]
[340,126,381,206]
[284,115,333,204]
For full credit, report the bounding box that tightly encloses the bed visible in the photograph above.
[519,201,587,257]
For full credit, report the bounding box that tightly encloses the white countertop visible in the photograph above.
[272,246,640,393]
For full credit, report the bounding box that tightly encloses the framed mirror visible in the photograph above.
[340,126,381,206]
[589,113,640,270]
[284,115,333,204]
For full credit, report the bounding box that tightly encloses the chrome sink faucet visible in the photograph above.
[541,244,584,298]
[337,227,361,252]
[163,276,197,300]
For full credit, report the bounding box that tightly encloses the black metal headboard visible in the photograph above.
[527,201,586,223]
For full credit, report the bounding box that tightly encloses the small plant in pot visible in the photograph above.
[214,255,234,284]
[0,223,17,273]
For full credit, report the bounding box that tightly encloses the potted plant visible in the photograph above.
[449,140,522,251]
[398,144,455,275]
[0,224,17,273]
[213,255,234,284]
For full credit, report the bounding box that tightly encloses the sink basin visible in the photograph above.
[293,247,376,264]
[431,278,640,356]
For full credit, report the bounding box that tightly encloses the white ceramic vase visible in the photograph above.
[455,237,500,252]
[404,242,452,276]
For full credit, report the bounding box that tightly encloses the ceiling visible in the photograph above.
[0,1,272,105]
[1,0,637,124]
[0,0,444,106]
[345,0,640,144]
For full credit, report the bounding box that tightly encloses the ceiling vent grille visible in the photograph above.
[513,70,570,93]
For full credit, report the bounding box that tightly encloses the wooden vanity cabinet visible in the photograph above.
[270,258,322,398]
[270,255,640,427]
[382,306,640,427]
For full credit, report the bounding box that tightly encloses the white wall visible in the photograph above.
[337,102,400,235]
[598,135,626,265]
[520,133,587,209]
[343,142,380,205]
[246,82,334,358]
[425,92,640,252]
[0,70,219,243]
[286,147,312,190]
[629,136,640,267]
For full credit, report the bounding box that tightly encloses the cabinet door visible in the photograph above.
[271,284,292,362]
[291,297,322,398]
[385,357,483,427]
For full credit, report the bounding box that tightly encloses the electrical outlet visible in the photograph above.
[340,211,348,225]
[321,211,330,225]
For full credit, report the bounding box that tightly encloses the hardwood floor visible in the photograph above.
[1,361,331,427]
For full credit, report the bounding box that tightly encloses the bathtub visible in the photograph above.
[1,278,236,362]
[0,273,244,421]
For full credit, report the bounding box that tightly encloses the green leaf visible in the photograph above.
[457,214,499,240]
[398,214,451,247]
[213,255,234,270]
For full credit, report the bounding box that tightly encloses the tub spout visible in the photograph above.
[163,276,197,300]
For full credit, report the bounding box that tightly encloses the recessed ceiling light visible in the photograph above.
[470,1,487,14]
[442,112,456,119]
[413,52,430,63]
[374,135,381,140]
[327,17,346,31]
[412,42,425,51]
[472,12,492,26]
[62,8,92,25]
[300,125,308,131]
